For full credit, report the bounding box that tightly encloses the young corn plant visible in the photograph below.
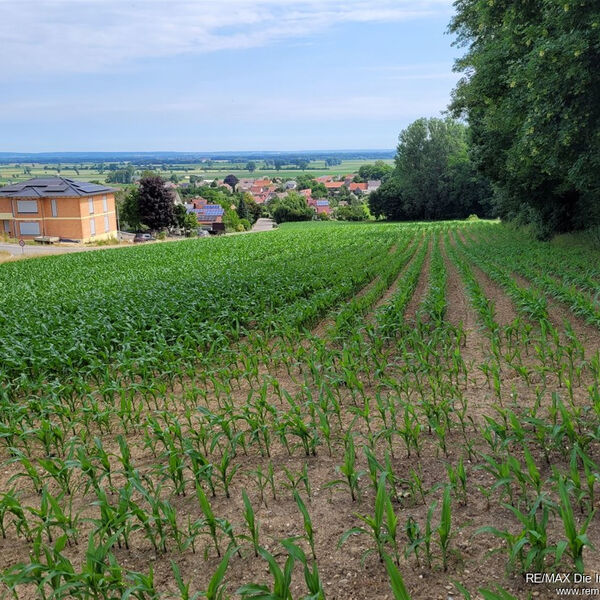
[294,490,316,560]
[241,490,260,557]
[438,486,453,572]
[237,547,295,600]
[326,433,364,502]
[556,475,595,573]
[280,539,326,600]
[339,473,392,564]
[384,555,412,600]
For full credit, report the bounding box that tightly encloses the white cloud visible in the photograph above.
[1,0,453,76]
[0,91,447,123]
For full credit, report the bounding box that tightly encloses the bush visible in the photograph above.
[467,214,479,221]
[240,218,251,231]
[236,224,245,232]
[157,231,167,240]
[318,212,329,221]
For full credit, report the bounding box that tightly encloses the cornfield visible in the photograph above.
[1,220,599,599]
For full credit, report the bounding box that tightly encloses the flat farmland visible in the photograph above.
[0,159,393,186]
[1,221,599,599]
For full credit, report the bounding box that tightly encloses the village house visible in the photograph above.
[324,181,345,193]
[0,177,118,242]
[186,197,225,227]
[348,182,368,193]
[310,199,331,215]
[250,181,277,204]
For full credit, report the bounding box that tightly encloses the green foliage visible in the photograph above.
[137,175,176,232]
[450,0,600,237]
[335,203,369,221]
[369,118,492,221]
[106,165,135,184]
[121,187,142,231]
[270,192,313,224]
[357,160,393,182]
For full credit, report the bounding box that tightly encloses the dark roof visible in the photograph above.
[0,177,116,198]
[189,204,224,223]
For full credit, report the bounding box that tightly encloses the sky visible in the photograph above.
[0,0,462,152]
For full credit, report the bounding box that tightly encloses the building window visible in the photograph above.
[20,222,40,235]
[102,195,108,212]
[89,198,95,214]
[90,218,96,236]
[17,200,38,213]
[104,215,110,232]
[51,199,58,217]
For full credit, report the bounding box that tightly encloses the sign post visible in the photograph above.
[19,239,25,254]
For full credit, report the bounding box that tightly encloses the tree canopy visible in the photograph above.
[449,0,600,238]
[137,175,176,231]
[369,117,492,221]
[357,160,393,182]
[223,174,239,191]
[270,192,313,224]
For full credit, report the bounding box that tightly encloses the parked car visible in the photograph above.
[197,230,210,238]
[133,233,156,243]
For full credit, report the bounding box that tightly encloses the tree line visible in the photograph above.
[369,118,493,222]
[372,3,598,238]
[449,0,599,238]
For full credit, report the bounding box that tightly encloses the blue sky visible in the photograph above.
[1,1,460,152]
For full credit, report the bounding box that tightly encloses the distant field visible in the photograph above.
[0,158,394,186]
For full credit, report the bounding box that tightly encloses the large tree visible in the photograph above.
[369,118,492,221]
[137,175,176,231]
[357,160,393,182]
[223,174,239,192]
[449,0,600,238]
[270,192,313,223]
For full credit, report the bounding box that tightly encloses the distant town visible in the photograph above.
[0,155,392,245]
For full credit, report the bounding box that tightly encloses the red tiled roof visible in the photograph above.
[349,182,368,191]
[324,181,345,189]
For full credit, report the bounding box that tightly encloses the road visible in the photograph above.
[251,218,276,232]
[0,222,277,259]
[0,243,100,257]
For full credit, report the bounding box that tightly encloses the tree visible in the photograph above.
[368,118,492,221]
[121,187,142,231]
[174,204,199,234]
[223,174,239,192]
[297,159,309,171]
[137,175,176,231]
[106,165,135,184]
[243,194,261,224]
[270,192,313,223]
[335,203,369,221]
[246,161,257,173]
[449,0,600,237]
[357,160,393,182]
[237,196,249,220]
[274,159,285,171]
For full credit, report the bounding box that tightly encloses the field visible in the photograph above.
[0,159,393,187]
[1,221,600,599]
